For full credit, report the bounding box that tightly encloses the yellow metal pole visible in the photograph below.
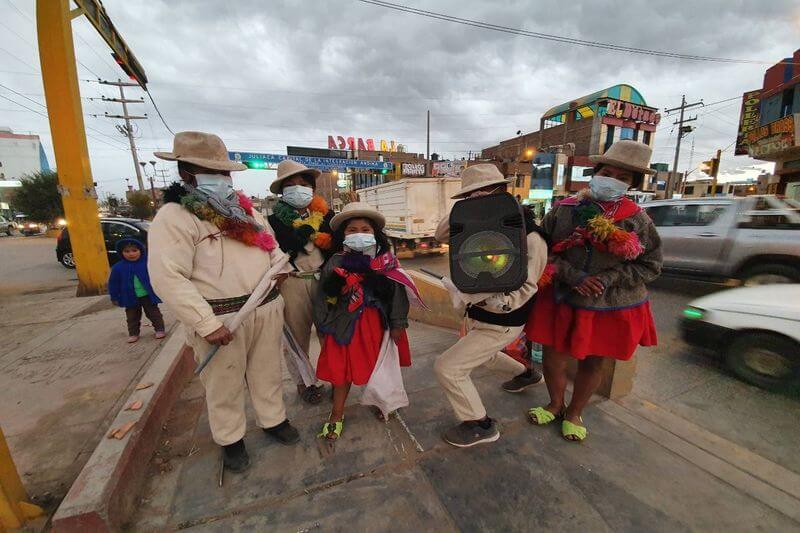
[0,427,43,529]
[37,0,109,296]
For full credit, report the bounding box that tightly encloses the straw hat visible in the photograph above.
[589,140,656,175]
[269,159,322,194]
[330,201,386,231]
[154,131,246,172]
[452,163,511,199]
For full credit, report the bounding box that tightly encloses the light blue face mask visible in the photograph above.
[589,175,630,202]
[195,173,235,199]
[343,233,377,253]
[282,185,313,209]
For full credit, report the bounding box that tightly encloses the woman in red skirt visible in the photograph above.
[313,202,422,440]
[525,140,663,442]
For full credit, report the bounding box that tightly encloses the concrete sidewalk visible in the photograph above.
[130,322,800,531]
[0,286,176,514]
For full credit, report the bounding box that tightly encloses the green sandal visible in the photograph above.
[318,418,344,440]
[562,418,587,442]
[527,406,559,426]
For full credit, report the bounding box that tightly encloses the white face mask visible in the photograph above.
[343,233,377,254]
[195,173,235,199]
[589,175,630,202]
[282,185,313,209]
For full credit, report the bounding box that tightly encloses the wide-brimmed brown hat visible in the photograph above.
[452,163,511,199]
[154,131,247,172]
[589,140,656,175]
[269,159,322,194]
[330,201,386,231]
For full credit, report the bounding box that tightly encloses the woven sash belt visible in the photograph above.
[206,287,280,316]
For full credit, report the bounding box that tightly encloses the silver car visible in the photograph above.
[644,196,800,285]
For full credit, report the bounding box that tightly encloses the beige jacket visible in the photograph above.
[148,203,290,337]
[435,214,548,314]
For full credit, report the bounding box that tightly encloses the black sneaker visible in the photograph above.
[442,418,500,448]
[502,368,544,393]
[263,419,300,445]
[222,439,250,473]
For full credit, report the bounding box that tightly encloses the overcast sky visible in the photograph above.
[1,0,797,198]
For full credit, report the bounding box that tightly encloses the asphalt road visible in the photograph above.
[404,253,800,474]
[0,234,75,296]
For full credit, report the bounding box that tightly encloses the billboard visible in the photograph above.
[432,160,467,177]
[735,90,761,156]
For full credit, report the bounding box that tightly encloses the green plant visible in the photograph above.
[13,171,64,223]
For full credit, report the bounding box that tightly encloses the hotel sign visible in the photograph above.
[606,99,660,125]
[746,114,799,160]
[735,90,761,156]
[327,135,398,152]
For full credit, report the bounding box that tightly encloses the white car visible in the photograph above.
[681,284,800,392]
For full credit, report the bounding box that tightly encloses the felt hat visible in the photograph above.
[330,201,386,231]
[589,139,656,175]
[452,163,511,199]
[154,131,247,172]
[269,159,322,194]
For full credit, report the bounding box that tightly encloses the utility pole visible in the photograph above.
[97,79,148,191]
[426,110,431,176]
[664,95,703,198]
[140,161,157,207]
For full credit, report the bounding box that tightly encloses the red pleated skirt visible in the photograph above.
[525,285,657,361]
[317,306,411,386]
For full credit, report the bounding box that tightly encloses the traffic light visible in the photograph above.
[381,168,389,175]
[700,152,721,178]
[244,161,267,170]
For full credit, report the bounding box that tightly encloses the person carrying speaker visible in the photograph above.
[433,164,549,448]
[313,202,423,441]
[268,159,334,405]
[525,140,662,443]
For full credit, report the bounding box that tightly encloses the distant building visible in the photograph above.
[736,48,800,199]
[481,84,660,209]
[0,127,50,181]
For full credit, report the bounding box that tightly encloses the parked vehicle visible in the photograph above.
[0,215,15,235]
[357,178,460,258]
[681,284,800,392]
[644,195,800,285]
[56,217,150,268]
[15,215,46,236]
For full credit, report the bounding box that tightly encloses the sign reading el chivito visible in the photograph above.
[746,115,797,159]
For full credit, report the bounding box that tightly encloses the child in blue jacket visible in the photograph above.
[108,238,165,343]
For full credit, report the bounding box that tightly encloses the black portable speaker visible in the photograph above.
[448,193,527,294]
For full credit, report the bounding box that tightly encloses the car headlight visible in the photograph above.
[682,306,705,320]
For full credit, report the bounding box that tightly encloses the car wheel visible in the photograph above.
[60,252,76,269]
[740,263,800,286]
[725,333,799,392]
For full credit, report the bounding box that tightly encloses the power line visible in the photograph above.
[144,88,175,135]
[357,0,796,66]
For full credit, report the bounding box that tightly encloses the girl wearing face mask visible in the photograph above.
[268,161,334,405]
[313,202,423,441]
[524,140,663,443]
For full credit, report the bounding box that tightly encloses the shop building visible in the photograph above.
[736,48,800,200]
[481,84,662,210]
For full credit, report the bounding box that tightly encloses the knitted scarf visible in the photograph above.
[176,185,277,252]
[271,196,333,250]
[332,252,426,312]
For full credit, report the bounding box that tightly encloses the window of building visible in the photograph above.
[645,204,727,227]
[643,130,652,145]
[761,94,782,125]
[604,125,615,152]
[781,87,795,118]
[620,127,635,140]
[684,185,695,195]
